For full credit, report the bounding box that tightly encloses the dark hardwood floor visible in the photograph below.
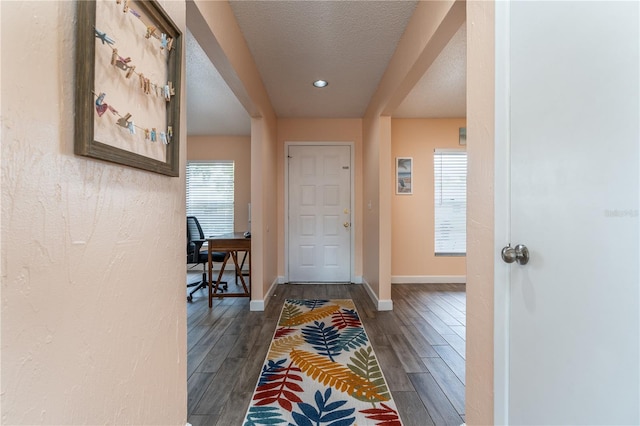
[186,274,466,426]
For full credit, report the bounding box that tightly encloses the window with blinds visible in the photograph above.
[434,150,467,255]
[186,161,234,237]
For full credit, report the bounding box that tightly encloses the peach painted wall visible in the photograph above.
[391,118,466,279]
[362,1,464,307]
[188,0,279,305]
[362,114,382,299]
[276,119,363,280]
[251,116,279,302]
[1,1,187,424]
[378,117,393,302]
[466,1,495,424]
[187,136,251,232]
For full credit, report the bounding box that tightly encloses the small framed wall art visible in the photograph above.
[75,0,182,176]
[396,157,413,194]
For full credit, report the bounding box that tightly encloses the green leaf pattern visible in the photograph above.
[243,299,402,425]
[348,347,391,402]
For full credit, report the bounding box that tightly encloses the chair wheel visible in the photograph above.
[187,295,193,302]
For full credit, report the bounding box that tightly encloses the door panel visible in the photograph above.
[504,1,639,424]
[288,145,351,282]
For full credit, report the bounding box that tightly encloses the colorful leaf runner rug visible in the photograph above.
[243,299,403,426]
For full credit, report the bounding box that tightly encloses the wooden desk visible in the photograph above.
[207,232,251,308]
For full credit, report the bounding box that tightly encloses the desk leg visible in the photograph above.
[212,254,230,298]
[230,251,250,295]
[237,251,249,286]
[207,248,213,308]
[235,251,238,286]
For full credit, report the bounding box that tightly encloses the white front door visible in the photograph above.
[497,1,639,424]
[287,144,352,282]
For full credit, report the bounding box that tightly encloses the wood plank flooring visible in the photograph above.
[186,278,466,426]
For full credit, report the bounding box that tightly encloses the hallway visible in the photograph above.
[186,281,466,425]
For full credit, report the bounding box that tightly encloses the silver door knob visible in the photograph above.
[501,244,529,265]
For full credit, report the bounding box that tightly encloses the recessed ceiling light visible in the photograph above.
[313,80,328,88]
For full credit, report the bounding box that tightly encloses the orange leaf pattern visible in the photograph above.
[243,299,403,425]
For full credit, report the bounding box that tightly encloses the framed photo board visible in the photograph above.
[75,0,182,176]
[396,157,413,194]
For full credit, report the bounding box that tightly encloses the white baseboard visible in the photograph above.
[277,276,362,285]
[391,275,466,284]
[377,299,393,311]
[249,276,279,311]
[249,299,264,311]
[264,277,279,306]
[362,277,393,311]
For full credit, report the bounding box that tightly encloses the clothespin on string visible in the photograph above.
[115,56,131,71]
[94,28,115,45]
[146,26,157,39]
[164,81,175,101]
[95,92,108,116]
[125,65,136,79]
[95,92,106,106]
[117,113,132,129]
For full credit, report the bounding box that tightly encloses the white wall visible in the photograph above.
[1,1,188,424]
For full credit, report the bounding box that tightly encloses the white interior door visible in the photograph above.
[500,1,639,424]
[288,145,352,282]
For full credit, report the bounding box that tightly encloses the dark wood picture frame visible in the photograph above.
[75,0,182,177]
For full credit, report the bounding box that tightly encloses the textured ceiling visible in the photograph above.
[185,1,466,136]
[393,22,467,118]
[185,28,251,136]
[229,0,418,118]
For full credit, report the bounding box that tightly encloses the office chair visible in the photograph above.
[187,216,228,302]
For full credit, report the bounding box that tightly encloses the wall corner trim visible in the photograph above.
[251,277,280,311]
[250,300,264,311]
[361,277,393,311]
[378,300,393,311]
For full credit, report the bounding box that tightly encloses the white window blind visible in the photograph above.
[186,161,234,237]
[434,150,467,255]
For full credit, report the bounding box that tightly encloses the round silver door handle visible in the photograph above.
[501,244,529,265]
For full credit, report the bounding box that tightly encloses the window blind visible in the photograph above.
[186,161,234,237]
[434,150,467,255]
